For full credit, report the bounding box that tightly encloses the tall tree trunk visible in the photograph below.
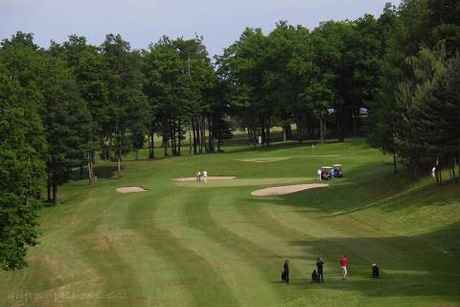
[189,128,193,155]
[47,176,52,203]
[393,151,398,174]
[203,117,207,153]
[457,154,460,182]
[191,119,195,154]
[199,117,205,154]
[52,182,57,204]
[116,126,122,174]
[266,116,271,147]
[170,120,177,156]
[260,115,266,146]
[163,134,168,157]
[319,117,325,144]
[149,131,155,159]
[177,119,182,156]
[170,122,174,156]
[435,157,440,183]
[87,159,92,185]
[337,105,345,142]
[352,107,360,137]
[203,117,208,153]
[455,155,459,182]
[109,134,114,161]
[87,152,95,185]
[439,162,443,184]
[194,124,198,154]
[208,116,214,152]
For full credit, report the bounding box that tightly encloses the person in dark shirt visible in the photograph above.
[316,257,324,282]
[372,264,380,278]
[311,269,320,283]
[281,260,290,284]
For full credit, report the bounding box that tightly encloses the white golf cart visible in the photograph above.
[333,164,343,178]
[320,166,333,180]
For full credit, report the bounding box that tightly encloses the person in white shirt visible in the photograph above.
[196,171,201,183]
[317,169,322,181]
[203,170,208,184]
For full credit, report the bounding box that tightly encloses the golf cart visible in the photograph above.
[320,166,333,180]
[333,164,343,178]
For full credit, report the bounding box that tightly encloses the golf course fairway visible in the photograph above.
[1,139,459,307]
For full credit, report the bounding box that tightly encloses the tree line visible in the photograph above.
[1,0,459,270]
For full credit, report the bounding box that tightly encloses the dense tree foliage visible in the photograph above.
[0,34,46,270]
[41,55,93,203]
[218,16,384,145]
[368,0,460,179]
[143,36,221,156]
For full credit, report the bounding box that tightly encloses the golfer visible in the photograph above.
[317,169,322,181]
[372,263,380,278]
[203,170,208,184]
[316,257,324,282]
[281,260,290,284]
[196,171,202,183]
[340,255,349,279]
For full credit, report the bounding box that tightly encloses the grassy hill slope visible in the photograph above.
[1,139,459,307]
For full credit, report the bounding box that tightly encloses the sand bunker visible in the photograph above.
[251,183,328,197]
[174,176,237,182]
[116,187,147,194]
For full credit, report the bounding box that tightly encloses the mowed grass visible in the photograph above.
[1,139,460,307]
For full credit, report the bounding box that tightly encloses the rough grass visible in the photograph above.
[1,139,459,307]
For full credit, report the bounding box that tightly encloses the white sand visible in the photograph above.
[251,183,328,197]
[116,187,147,194]
[174,176,237,182]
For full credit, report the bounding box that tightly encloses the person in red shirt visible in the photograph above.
[339,255,349,279]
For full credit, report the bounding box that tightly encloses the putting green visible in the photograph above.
[1,139,459,307]
[175,177,313,188]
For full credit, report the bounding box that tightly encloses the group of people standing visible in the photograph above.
[311,256,348,283]
[281,256,380,284]
[195,170,208,183]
